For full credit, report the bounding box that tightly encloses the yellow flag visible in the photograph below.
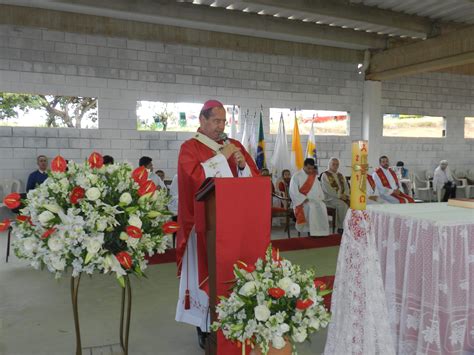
[291,116,304,171]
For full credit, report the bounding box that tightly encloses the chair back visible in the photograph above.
[425,170,433,180]
[453,168,466,179]
[0,179,21,200]
[413,172,427,188]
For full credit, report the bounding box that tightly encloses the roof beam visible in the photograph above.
[241,0,433,38]
[0,4,365,63]
[0,0,387,50]
[366,25,474,80]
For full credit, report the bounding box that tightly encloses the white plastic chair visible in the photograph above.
[413,173,433,202]
[463,169,474,198]
[0,178,21,207]
[0,179,21,263]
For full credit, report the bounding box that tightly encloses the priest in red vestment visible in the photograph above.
[175,100,259,349]
[372,155,415,204]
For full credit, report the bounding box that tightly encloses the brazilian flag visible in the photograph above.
[256,111,266,170]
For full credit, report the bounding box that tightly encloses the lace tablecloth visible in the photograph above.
[325,204,474,355]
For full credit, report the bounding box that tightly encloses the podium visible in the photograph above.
[196,177,271,355]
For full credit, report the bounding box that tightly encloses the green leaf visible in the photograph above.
[318,290,332,297]
[84,252,93,265]
[117,276,125,288]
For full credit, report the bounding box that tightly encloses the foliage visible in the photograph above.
[0,92,97,128]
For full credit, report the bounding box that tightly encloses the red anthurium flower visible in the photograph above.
[268,287,286,299]
[0,218,11,231]
[296,299,314,310]
[137,180,157,196]
[51,155,67,173]
[3,192,21,209]
[116,251,133,269]
[88,152,104,169]
[126,225,142,239]
[313,280,327,290]
[236,260,256,273]
[162,221,180,234]
[16,215,32,225]
[272,247,282,262]
[41,227,57,240]
[70,186,85,204]
[131,166,148,185]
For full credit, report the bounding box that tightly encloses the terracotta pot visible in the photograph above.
[249,340,292,355]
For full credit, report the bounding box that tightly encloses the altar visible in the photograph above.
[326,203,474,355]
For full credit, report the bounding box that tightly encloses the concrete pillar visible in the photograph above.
[362,80,382,169]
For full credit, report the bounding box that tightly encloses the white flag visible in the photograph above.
[241,115,249,151]
[229,105,237,139]
[245,113,258,159]
[271,113,291,181]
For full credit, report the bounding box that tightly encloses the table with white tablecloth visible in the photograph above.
[325,203,474,355]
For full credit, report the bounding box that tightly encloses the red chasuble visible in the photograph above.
[375,167,414,203]
[176,137,260,293]
[294,173,316,225]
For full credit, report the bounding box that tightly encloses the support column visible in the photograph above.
[362,80,382,169]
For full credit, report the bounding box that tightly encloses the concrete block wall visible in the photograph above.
[382,73,474,174]
[0,25,363,189]
[0,24,473,190]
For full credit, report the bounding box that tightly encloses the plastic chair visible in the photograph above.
[414,173,433,202]
[0,179,22,263]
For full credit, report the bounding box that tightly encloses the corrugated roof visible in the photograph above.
[359,0,474,24]
[194,0,474,40]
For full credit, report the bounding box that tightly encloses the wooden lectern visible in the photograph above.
[196,177,271,355]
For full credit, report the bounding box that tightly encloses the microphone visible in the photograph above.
[218,132,228,143]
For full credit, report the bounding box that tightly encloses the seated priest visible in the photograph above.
[26,155,48,192]
[367,173,387,204]
[260,168,275,194]
[320,157,350,232]
[433,160,457,202]
[395,161,413,196]
[372,155,415,204]
[289,158,329,237]
[276,169,291,199]
[175,100,259,349]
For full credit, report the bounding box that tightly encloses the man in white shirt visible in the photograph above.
[289,158,329,237]
[168,174,178,215]
[372,156,415,204]
[433,160,457,202]
[320,158,350,231]
[138,156,166,190]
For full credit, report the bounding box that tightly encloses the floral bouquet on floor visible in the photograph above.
[211,245,331,355]
[1,152,177,285]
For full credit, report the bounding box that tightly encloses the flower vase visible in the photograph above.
[250,340,292,355]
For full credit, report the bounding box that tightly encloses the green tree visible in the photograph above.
[0,93,97,128]
[153,104,174,131]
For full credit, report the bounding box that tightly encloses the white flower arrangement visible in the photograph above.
[211,246,331,354]
[2,153,178,286]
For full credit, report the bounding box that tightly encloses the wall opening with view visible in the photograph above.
[269,108,349,135]
[382,114,446,138]
[0,92,98,129]
[465,117,474,139]
[136,101,239,133]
